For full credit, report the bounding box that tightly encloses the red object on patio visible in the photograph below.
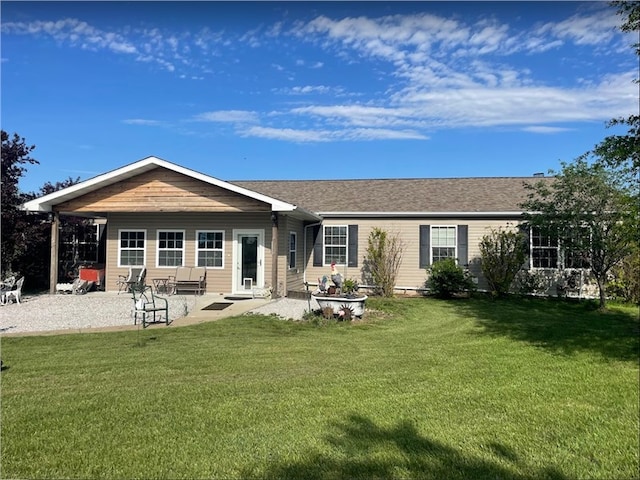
[79,266,105,290]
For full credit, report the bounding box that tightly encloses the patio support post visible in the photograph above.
[49,211,59,294]
[271,212,279,298]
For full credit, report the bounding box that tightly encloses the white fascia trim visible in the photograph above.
[22,156,298,213]
[22,156,168,211]
[317,211,527,218]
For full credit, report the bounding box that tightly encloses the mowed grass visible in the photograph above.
[1,297,638,479]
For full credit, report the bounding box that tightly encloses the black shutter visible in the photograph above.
[348,225,358,267]
[457,225,468,267]
[419,225,430,268]
[313,225,323,267]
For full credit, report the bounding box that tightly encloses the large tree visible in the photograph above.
[1,131,39,276]
[522,159,639,309]
[1,130,83,289]
[594,2,640,183]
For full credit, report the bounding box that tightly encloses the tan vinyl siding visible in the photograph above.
[58,167,270,213]
[105,212,273,293]
[305,217,522,292]
[282,216,306,294]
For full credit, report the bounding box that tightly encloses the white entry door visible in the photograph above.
[232,229,264,294]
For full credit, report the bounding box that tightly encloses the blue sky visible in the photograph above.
[1,1,636,194]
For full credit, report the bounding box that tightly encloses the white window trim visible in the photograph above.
[118,229,146,267]
[195,230,225,269]
[156,229,186,268]
[323,225,348,266]
[529,227,560,270]
[430,225,457,265]
[529,227,591,270]
[289,231,297,269]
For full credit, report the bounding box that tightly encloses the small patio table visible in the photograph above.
[152,278,174,295]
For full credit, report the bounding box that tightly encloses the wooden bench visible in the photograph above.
[168,266,207,295]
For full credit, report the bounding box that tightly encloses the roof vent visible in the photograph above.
[533,172,545,177]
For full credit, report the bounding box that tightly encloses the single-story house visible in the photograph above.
[24,156,574,297]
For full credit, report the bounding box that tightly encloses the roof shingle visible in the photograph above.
[233,177,551,214]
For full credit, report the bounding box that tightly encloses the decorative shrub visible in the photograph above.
[479,227,527,297]
[512,269,547,296]
[363,227,404,297]
[607,247,640,304]
[426,258,475,299]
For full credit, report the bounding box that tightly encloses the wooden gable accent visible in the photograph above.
[56,167,270,213]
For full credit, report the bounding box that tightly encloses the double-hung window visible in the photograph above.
[530,226,590,269]
[157,230,185,267]
[531,227,559,268]
[564,227,591,269]
[196,231,224,268]
[289,232,297,269]
[119,230,145,266]
[431,226,457,263]
[324,226,347,265]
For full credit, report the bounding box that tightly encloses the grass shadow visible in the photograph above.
[454,296,639,362]
[241,414,566,480]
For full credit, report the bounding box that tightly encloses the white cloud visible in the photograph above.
[241,125,427,142]
[290,85,331,95]
[242,126,330,142]
[533,7,620,46]
[123,119,163,126]
[522,126,573,134]
[4,4,633,144]
[194,110,259,123]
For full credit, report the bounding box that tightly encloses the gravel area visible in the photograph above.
[0,293,315,335]
[247,297,316,321]
[0,292,197,335]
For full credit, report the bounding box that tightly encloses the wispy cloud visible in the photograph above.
[3,4,635,144]
[240,125,427,143]
[193,110,259,123]
[123,119,164,126]
[242,126,330,142]
[522,126,574,134]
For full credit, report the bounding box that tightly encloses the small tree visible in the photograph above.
[363,227,403,297]
[426,258,475,299]
[479,227,527,297]
[522,158,639,309]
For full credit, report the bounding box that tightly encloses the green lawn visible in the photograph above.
[1,297,638,479]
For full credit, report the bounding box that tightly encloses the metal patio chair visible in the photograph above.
[117,266,147,294]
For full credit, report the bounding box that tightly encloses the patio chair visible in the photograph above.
[131,285,169,328]
[2,277,24,305]
[1,276,16,302]
[117,267,147,294]
[72,278,93,295]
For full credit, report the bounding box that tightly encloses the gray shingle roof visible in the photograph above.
[233,177,550,214]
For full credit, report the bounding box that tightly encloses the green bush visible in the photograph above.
[512,269,547,296]
[607,247,640,304]
[363,227,404,297]
[479,227,527,297]
[426,258,475,299]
